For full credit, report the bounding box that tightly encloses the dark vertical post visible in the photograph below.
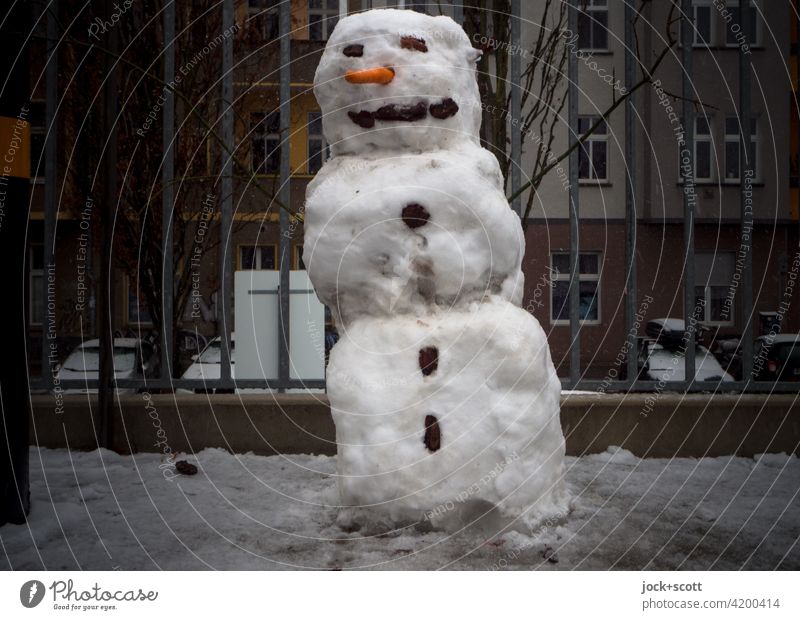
[98,0,119,447]
[220,0,234,386]
[161,0,175,382]
[453,2,463,24]
[568,0,580,384]
[42,1,57,391]
[510,0,521,215]
[739,1,754,380]
[278,0,291,390]
[681,0,696,386]
[624,0,638,383]
[0,0,31,525]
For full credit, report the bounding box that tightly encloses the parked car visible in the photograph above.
[55,338,160,393]
[638,319,735,383]
[753,334,800,382]
[180,335,235,393]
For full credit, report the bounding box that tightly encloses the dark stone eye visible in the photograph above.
[400,36,428,52]
[343,44,364,57]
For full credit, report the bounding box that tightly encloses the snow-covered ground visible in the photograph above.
[1,447,798,570]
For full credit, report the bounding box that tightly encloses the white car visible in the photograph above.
[55,338,159,393]
[180,335,236,392]
[639,340,735,383]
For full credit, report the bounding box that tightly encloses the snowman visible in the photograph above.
[305,9,569,531]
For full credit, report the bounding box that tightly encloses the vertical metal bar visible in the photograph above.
[161,0,175,381]
[339,0,347,19]
[278,0,292,390]
[568,0,580,384]
[739,1,754,380]
[99,0,119,448]
[681,0,696,386]
[42,0,58,389]
[453,2,463,25]
[510,0,521,215]
[220,0,234,384]
[624,0,638,384]
[398,0,406,9]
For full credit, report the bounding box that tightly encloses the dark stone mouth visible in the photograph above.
[348,98,459,129]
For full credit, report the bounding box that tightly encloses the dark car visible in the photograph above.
[753,335,800,382]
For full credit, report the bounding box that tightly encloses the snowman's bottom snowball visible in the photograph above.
[327,298,570,532]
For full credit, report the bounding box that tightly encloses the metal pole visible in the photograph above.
[220,0,234,385]
[624,0,638,383]
[161,0,175,382]
[568,0,580,384]
[681,0,696,385]
[453,2,463,25]
[98,0,119,448]
[739,1,754,380]
[42,0,58,390]
[510,0,521,215]
[278,0,292,390]
[339,0,347,19]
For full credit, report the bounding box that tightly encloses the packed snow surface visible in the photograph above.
[2,447,798,570]
[327,299,567,529]
[314,9,482,154]
[304,147,524,323]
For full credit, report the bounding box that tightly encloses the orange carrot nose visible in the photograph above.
[345,67,395,85]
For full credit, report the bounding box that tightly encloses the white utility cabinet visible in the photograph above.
[234,270,325,388]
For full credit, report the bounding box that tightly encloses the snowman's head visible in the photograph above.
[314,10,482,156]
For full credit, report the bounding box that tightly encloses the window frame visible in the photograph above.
[724,0,762,49]
[550,252,602,326]
[250,110,281,175]
[247,0,279,41]
[237,244,278,271]
[308,0,340,41]
[691,115,715,183]
[577,115,609,183]
[724,115,758,183]
[692,0,715,47]
[694,251,736,326]
[577,0,609,52]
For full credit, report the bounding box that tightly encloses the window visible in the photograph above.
[127,277,153,325]
[248,0,279,40]
[294,245,305,270]
[692,116,713,182]
[29,101,45,180]
[251,111,280,174]
[577,0,608,51]
[694,252,735,325]
[29,245,44,326]
[308,0,339,41]
[239,245,277,270]
[551,253,601,324]
[726,1,760,47]
[692,1,713,46]
[307,111,327,174]
[577,116,608,181]
[724,116,758,181]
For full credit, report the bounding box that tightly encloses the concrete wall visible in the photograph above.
[30,393,800,458]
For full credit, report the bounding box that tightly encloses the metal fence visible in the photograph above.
[32,0,800,394]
